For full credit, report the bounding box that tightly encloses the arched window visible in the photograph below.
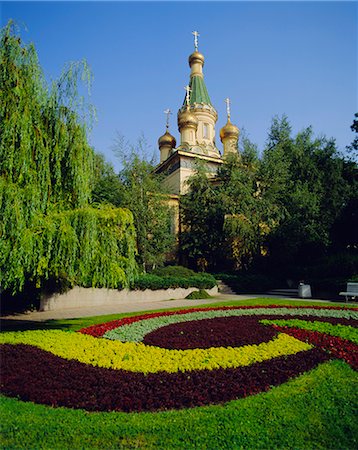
[203,123,209,139]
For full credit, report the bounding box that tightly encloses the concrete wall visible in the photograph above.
[40,285,219,311]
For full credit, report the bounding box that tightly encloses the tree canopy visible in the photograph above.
[111,137,176,271]
[346,112,358,161]
[181,115,357,278]
[0,22,137,294]
[1,21,356,297]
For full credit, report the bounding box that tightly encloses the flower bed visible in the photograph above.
[0,305,357,413]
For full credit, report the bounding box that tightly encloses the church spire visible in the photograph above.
[182,31,212,106]
[158,109,176,163]
[220,97,240,156]
[177,31,219,158]
[178,86,198,146]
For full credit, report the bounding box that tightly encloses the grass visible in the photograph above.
[1,297,354,332]
[1,298,357,449]
[0,360,356,449]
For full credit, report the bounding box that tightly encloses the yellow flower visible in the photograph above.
[0,330,311,374]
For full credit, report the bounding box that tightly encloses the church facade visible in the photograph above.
[155,32,240,196]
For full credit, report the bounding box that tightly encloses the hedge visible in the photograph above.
[215,273,277,293]
[131,274,217,291]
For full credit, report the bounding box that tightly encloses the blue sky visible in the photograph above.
[1,1,357,169]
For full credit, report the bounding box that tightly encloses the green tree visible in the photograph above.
[113,137,175,271]
[180,163,224,271]
[218,152,261,270]
[261,116,356,271]
[181,142,271,272]
[181,115,357,276]
[346,112,358,161]
[0,22,137,294]
[91,153,124,206]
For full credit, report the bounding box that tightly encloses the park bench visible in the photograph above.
[339,282,358,302]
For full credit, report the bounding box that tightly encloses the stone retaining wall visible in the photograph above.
[40,285,219,311]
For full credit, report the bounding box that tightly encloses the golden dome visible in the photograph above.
[158,130,176,149]
[189,51,205,67]
[178,108,198,130]
[220,119,240,142]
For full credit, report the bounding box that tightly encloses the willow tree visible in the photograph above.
[0,23,137,294]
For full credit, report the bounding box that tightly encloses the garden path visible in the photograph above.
[2,293,329,322]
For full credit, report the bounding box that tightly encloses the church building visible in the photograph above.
[155,31,240,196]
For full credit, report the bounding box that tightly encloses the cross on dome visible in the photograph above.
[164,109,172,129]
[192,31,200,51]
[225,98,231,120]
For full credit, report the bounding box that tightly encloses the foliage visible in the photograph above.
[1,360,356,449]
[239,133,260,168]
[1,302,357,447]
[218,150,271,270]
[0,203,137,293]
[1,298,353,332]
[88,306,357,343]
[152,265,196,278]
[271,327,358,370]
[114,136,175,271]
[216,273,279,293]
[143,315,277,349]
[185,289,212,299]
[131,273,217,290]
[0,329,312,375]
[0,23,93,209]
[304,252,358,279]
[0,23,137,294]
[346,112,358,161]
[182,115,356,276]
[261,319,358,343]
[260,117,357,269]
[180,162,224,271]
[1,357,357,449]
[91,153,124,206]
[181,140,275,272]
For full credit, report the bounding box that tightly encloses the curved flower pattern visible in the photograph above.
[0,305,357,412]
[80,305,358,338]
[0,330,312,373]
[101,307,358,343]
[0,344,329,412]
[143,316,277,349]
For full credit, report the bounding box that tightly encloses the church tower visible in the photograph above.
[220,98,240,156]
[155,32,239,195]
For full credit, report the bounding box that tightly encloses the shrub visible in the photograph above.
[215,273,277,293]
[152,266,196,278]
[185,290,212,299]
[131,274,217,291]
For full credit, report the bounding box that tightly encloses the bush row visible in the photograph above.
[215,273,278,293]
[152,266,197,278]
[130,273,217,291]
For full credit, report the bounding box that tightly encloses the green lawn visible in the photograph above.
[1,297,354,332]
[1,299,357,449]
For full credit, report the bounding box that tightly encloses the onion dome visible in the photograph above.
[220,119,239,142]
[178,108,198,131]
[158,130,176,149]
[189,51,205,67]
